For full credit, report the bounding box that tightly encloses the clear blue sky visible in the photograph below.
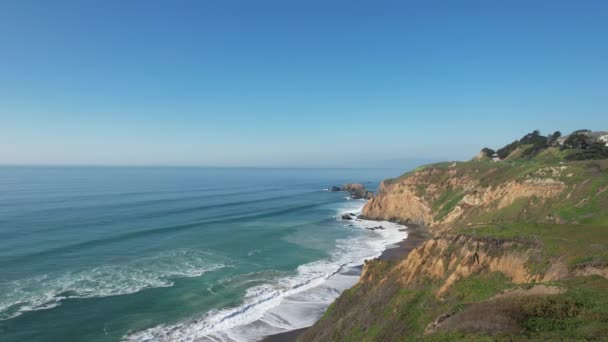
[1,0,606,167]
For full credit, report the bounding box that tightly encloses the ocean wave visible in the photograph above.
[3,190,315,243]
[0,250,226,321]
[7,199,345,265]
[123,200,407,342]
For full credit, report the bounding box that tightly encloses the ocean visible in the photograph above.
[0,167,407,341]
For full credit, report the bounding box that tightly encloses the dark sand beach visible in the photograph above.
[378,223,430,262]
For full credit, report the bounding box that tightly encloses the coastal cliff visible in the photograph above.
[362,163,569,231]
[302,130,608,341]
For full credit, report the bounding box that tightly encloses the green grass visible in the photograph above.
[393,287,438,334]
[517,276,608,340]
[417,332,498,342]
[458,223,608,268]
[388,273,515,340]
[555,171,608,224]
[450,272,512,303]
[468,197,533,224]
[419,276,608,341]
[534,147,575,163]
[306,258,608,341]
[432,186,465,221]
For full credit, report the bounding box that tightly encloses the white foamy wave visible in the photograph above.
[124,200,407,342]
[0,250,225,321]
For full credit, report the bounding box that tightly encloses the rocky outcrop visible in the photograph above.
[362,180,432,225]
[331,183,374,199]
[341,213,356,220]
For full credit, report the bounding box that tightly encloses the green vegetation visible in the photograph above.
[490,129,608,161]
[490,129,608,162]
[422,276,608,341]
[516,276,608,340]
[458,223,608,269]
[450,272,512,303]
[496,130,549,159]
[418,156,608,226]
[305,271,608,341]
[432,186,465,221]
[302,129,608,342]
[565,144,608,160]
[480,147,495,157]
[300,269,517,341]
[417,332,497,341]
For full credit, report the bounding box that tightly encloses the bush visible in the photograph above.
[495,130,550,159]
[481,148,495,157]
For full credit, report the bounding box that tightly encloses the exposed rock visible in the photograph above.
[341,214,353,220]
[362,166,566,231]
[573,264,608,278]
[342,183,374,199]
[390,234,560,297]
[425,312,453,334]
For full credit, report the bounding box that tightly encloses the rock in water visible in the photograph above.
[341,183,374,199]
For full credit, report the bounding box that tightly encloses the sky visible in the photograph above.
[0,0,606,167]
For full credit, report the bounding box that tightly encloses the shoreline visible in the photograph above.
[261,222,430,342]
[378,223,430,262]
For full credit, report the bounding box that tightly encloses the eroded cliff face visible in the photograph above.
[362,164,566,230]
[357,163,576,297]
[370,234,567,297]
[361,180,432,225]
[301,233,572,342]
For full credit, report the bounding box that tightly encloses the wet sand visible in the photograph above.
[261,223,429,342]
[378,223,429,262]
[261,327,308,342]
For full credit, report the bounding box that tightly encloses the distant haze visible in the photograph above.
[1,1,606,167]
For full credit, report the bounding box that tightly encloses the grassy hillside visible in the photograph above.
[302,130,608,341]
[302,273,608,341]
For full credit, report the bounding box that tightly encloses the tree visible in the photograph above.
[563,133,589,150]
[547,131,562,146]
[481,147,496,157]
[496,140,519,159]
[496,130,549,159]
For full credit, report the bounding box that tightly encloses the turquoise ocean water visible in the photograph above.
[0,167,407,341]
